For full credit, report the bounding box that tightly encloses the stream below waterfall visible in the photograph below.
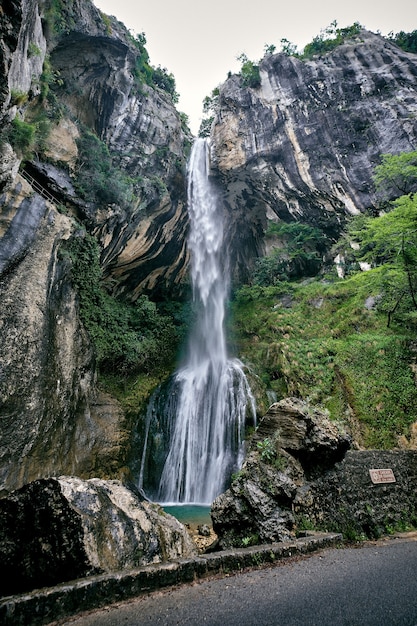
[139,138,255,505]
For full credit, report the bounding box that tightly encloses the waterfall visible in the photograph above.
[141,138,255,505]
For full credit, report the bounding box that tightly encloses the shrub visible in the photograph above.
[74,130,135,207]
[8,117,36,157]
[253,222,327,285]
[388,30,417,54]
[237,53,261,88]
[10,90,28,106]
[302,21,362,59]
[64,231,180,374]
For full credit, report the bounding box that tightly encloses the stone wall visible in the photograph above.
[295,450,417,539]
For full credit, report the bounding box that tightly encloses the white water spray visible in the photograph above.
[144,138,255,505]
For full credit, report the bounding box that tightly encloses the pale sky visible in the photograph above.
[93,0,416,135]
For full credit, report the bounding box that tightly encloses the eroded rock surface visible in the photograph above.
[210,30,417,280]
[212,399,417,547]
[0,476,196,597]
[0,0,190,492]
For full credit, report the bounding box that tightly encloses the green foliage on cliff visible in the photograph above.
[301,21,362,59]
[232,153,417,449]
[388,30,417,54]
[74,130,135,207]
[64,231,180,375]
[237,54,261,88]
[199,87,220,137]
[232,271,417,448]
[373,150,417,198]
[347,194,417,327]
[8,117,36,157]
[43,0,76,39]
[273,22,362,59]
[253,222,327,284]
[129,31,179,102]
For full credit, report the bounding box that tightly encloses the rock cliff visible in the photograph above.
[211,399,417,547]
[209,30,417,281]
[0,0,190,493]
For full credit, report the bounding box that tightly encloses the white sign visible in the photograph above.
[369,468,396,484]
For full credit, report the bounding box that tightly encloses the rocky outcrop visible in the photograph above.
[1,5,417,503]
[210,30,417,281]
[1,0,191,299]
[211,398,351,547]
[0,476,197,597]
[48,23,191,298]
[211,398,417,547]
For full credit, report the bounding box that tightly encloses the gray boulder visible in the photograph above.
[0,476,196,597]
[211,398,351,548]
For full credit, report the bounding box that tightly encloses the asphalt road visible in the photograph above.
[59,535,417,626]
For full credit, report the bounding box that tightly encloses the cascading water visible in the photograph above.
[140,137,255,505]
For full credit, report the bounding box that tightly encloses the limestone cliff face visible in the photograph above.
[210,30,417,281]
[48,22,190,298]
[0,0,190,493]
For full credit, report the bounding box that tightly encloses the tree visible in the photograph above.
[373,151,417,199]
[237,53,261,88]
[253,222,327,285]
[264,43,277,56]
[302,22,362,59]
[199,87,220,138]
[152,66,179,102]
[388,30,417,53]
[279,38,298,56]
[348,194,417,326]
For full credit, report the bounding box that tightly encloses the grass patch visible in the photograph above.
[231,268,417,447]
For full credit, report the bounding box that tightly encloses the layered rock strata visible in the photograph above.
[210,30,417,280]
[0,0,190,493]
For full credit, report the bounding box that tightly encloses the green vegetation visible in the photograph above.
[232,273,417,448]
[373,150,417,199]
[347,193,417,327]
[8,117,36,157]
[388,29,417,54]
[43,0,76,39]
[199,87,220,137]
[128,31,179,102]
[27,42,42,58]
[7,55,66,160]
[241,534,260,547]
[63,230,181,376]
[257,435,286,469]
[231,152,417,449]
[274,21,362,59]
[302,21,362,59]
[253,222,327,285]
[44,1,180,104]
[10,90,29,107]
[74,130,136,207]
[237,53,261,88]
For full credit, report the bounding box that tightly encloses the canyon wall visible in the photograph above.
[0,0,190,493]
[209,30,417,280]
